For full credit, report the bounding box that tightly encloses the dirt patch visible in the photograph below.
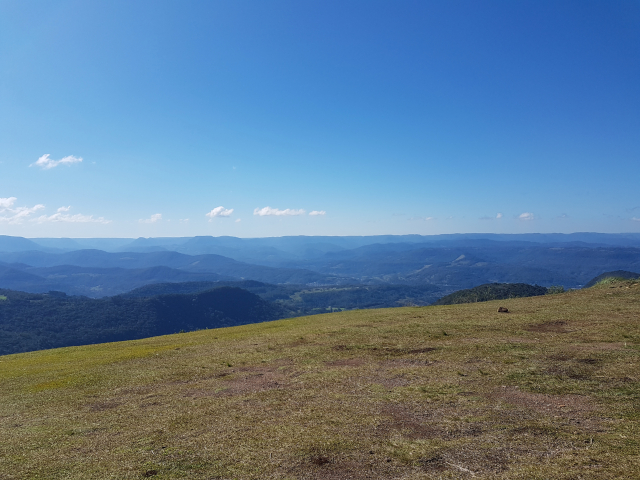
[368,375,411,389]
[184,364,296,398]
[377,404,483,441]
[284,452,407,480]
[326,358,365,367]
[525,320,569,333]
[488,387,593,415]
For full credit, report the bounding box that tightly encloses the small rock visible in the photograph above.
[497,307,509,313]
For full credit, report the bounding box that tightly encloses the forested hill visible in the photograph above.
[584,270,640,288]
[0,287,284,356]
[433,283,548,305]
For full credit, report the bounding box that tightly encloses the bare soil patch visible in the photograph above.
[183,364,296,398]
[325,358,365,367]
[488,386,594,416]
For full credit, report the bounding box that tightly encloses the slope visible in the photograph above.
[0,287,284,355]
[1,281,638,479]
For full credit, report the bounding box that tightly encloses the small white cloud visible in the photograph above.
[235,218,241,223]
[254,206,306,216]
[31,154,83,170]
[0,197,45,224]
[206,206,233,220]
[179,218,189,223]
[519,212,534,221]
[496,213,503,219]
[409,216,435,221]
[139,213,162,224]
[632,217,640,222]
[309,210,326,216]
[57,206,71,213]
[0,197,18,209]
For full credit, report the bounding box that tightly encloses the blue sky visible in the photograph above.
[1,0,639,238]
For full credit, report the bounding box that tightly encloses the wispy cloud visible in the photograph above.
[35,206,110,224]
[309,210,326,216]
[31,154,83,170]
[139,213,162,224]
[632,217,640,222]
[0,197,45,224]
[254,206,305,216]
[206,206,233,220]
[409,216,435,221]
[496,213,503,219]
[519,212,534,221]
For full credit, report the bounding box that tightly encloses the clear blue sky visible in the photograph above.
[1,0,639,238]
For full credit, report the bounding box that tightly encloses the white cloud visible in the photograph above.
[179,218,189,223]
[235,218,241,223]
[519,212,534,221]
[206,206,233,220]
[496,213,503,219]
[0,197,17,209]
[0,197,45,224]
[1,198,109,225]
[32,154,83,170]
[409,216,435,221]
[254,206,306,216]
[632,217,640,222]
[309,210,326,216]
[35,209,110,224]
[139,213,162,224]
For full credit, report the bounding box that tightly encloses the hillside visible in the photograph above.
[433,282,548,305]
[1,281,638,479]
[584,270,640,288]
[0,287,284,355]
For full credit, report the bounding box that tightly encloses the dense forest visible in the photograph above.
[0,287,283,355]
[123,281,445,314]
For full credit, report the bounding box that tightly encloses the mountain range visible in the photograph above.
[1,234,640,298]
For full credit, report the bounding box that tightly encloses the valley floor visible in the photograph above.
[1,282,639,479]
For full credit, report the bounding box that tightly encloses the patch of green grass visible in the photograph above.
[1,280,639,479]
[595,276,632,286]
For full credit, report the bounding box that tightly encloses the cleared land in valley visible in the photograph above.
[1,281,639,479]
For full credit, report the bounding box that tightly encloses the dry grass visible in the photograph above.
[1,281,639,479]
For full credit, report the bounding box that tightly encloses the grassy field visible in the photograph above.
[1,281,639,479]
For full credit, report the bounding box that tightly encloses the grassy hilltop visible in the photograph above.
[1,281,639,479]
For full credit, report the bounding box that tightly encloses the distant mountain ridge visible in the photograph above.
[1,234,640,296]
